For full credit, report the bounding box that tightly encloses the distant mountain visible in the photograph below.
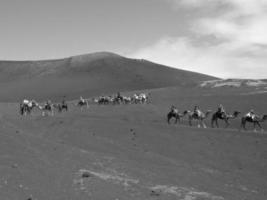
[0,52,216,102]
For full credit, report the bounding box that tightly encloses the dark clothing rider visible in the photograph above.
[217,104,226,117]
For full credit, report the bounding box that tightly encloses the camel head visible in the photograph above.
[262,115,267,121]
[233,111,241,117]
[183,110,190,115]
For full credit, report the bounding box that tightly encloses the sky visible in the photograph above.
[0,0,266,79]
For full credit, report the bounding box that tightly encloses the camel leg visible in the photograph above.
[216,119,219,128]
[224,119,229,128]
[240,119,246,131]
[167,117,170,124]
[256,122,265,132]
[211,117,216,128]
[167,115,171,124]
[189,118,192,126]
[255,122,263,132]
[189,121,192,126]
[176,115,181,124]
[243,122,246,130]
[202,120,207,128]
[253,122,257,132]
[197,120,201,128]
[210,119,214,128]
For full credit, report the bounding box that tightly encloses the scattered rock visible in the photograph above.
[82,171,93,178]
[150,190,160,197]
[12,163,18,169]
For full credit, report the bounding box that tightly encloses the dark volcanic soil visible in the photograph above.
[0,86,267,200]
[0,53,266,199]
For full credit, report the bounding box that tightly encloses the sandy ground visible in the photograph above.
[1,87,267,200]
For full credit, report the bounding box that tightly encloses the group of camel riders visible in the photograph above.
[171,104,256,120]
[20,96,71,116]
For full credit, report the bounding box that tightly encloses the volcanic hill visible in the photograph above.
[0,52,215,102]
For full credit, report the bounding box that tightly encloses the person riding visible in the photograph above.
[246,109,256,120]
[193,105,201,116]
[62,96,66,105]
[117,92,123,101]
[45,100,52,109]
[171,105,178,114]
[218,104,226,117]
[23,99,30,105]
[80,96,85,103]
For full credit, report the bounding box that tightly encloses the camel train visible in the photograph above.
[20,99,68,116]
[93,93,149,105]
[19,94,266,132]
[19,92,150,116]
[167,105,267,132]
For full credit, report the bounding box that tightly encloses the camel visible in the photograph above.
[167,107,185,124]
[39,103,54,116]
[211,111,240,128]
[240,114,267,132]
[132,93,149,104]
[77,99,89,110]
[183,110,212,128]
[122,96,132,104]
[53,102,68,113]
[94,96,111,105]
[19,100,39,115]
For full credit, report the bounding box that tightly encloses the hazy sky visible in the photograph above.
[0,0,267,78]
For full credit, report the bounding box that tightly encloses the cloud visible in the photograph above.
[129,36,267,78]
[128,0,267,79]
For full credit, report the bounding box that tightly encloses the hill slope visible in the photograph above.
[0,52,216,102]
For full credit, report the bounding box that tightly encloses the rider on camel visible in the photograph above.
[117,92,123,101]
[246,109,256,120]
[45,100,52,110]
[217,104,226,117]
[80,96,85,103]
[171,105,178,114]
[193,105,201,116]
